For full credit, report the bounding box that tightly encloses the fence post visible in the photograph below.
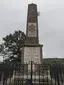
[31,61,33,85]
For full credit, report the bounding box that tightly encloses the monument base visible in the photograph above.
[21,44,43,64]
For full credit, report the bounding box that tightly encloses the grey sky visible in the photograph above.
[0,0,64,59]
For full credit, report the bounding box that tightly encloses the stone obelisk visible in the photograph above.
[22,3,43,64]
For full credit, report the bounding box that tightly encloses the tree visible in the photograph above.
[0,30,26,83]
[0,30,26,63]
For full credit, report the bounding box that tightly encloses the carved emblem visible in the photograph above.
[29,24,36,32]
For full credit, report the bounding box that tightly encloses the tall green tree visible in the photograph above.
[0,30,26,63]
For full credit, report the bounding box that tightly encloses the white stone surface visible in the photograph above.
[24,47,41,64]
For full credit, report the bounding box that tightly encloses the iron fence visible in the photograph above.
[0,62,64,85]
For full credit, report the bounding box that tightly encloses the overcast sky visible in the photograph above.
[0,0,64,59]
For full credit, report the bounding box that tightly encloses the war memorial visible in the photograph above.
[0,2,64,85]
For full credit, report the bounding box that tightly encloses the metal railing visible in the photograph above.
[0,62,64,85]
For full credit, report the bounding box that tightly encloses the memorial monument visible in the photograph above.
[22,3,43,64]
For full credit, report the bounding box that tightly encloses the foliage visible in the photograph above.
[0,30,26,84]
[43,58,64,65]
[43,58,64,83]
[0,30,26,63]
